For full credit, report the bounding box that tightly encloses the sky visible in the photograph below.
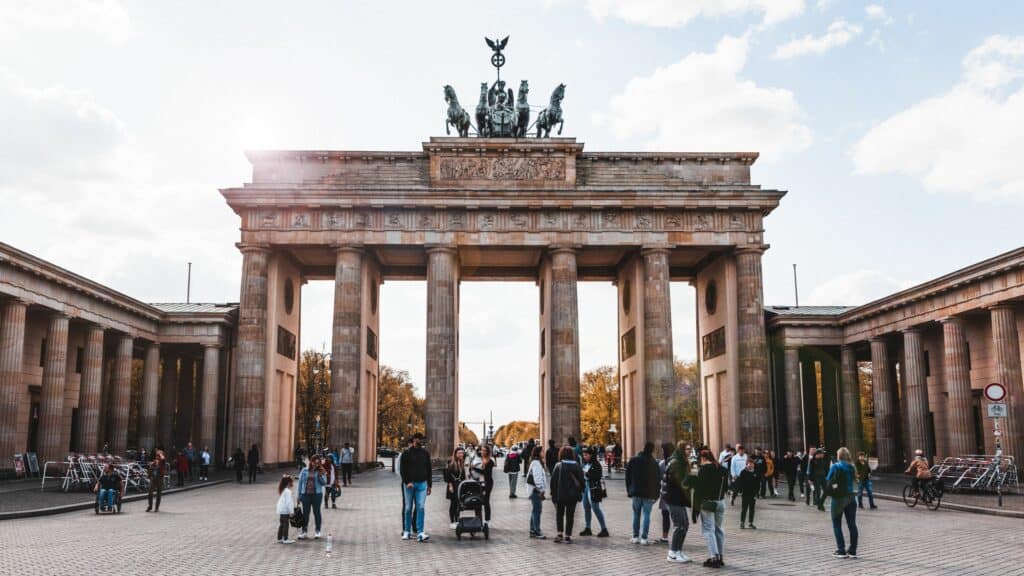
[1,1,1022,428]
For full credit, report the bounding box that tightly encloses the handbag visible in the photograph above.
[592,478,608,500]
[289,505,305,528]
[526,471,535,486]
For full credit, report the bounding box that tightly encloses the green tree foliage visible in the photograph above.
[492,421,540,447]
[377,366,424,449]
[295,349,331,449]
[580,365,620,446]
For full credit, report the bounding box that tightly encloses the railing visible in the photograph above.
[41,454,165,493]
[930,455,1019,494]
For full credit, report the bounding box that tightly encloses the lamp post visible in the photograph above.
[607,423,618,477]
[315,414,322,452]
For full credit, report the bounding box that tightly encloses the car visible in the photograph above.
[377,447,399,458]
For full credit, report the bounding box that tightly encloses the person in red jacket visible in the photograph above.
[175,451,189,487]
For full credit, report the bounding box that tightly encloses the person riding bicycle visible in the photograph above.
[904,449,933,493]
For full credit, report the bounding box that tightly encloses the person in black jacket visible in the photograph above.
[549,445,584,544]
[545,439,559,474]
[782,451,799,501]
[399,433,432,542]
[663,441,693,564]
[752,449,767,498]
[503,446,522,498]
[444,446,467,528]
[685,449,728,568]
[737,460,760,529]
[810,449,829,511]
[625,441,660,545]
[579,446,609,537]
[231,447,245,483]
[247,444,260,484]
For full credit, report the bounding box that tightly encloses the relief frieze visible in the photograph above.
[437,157,566,181]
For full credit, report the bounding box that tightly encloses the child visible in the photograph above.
[737,460,759,529]
[277,475,295,544]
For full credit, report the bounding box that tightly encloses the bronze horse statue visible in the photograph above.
[515,80,530,138]
[444,85,471,138]
[536,83,565,138]
[476,82,490,137]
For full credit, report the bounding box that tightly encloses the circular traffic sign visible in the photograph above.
[985,382,1007,402]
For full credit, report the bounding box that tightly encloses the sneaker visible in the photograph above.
[869,505,878,509]
[564,537,573,544]
[847,551,857,559]
[450,522,458,530]
[579,528,593,536]
[659,537,669,543]
[417,532,429,542]
[314,532,321,539]
[676,552,692,563]
[297,532,307,540]
[535,533,546,539]
[597,529,609,538]
[630,537,640,544]
[332,504,337,509]
[281,539,295,544]
[703,558,717,567]
[554,535,563,543]
[401,532,411,540]
[640,538,650,546]
[749,524,757,530]
[740,523,746,529]
[832,551,848,559]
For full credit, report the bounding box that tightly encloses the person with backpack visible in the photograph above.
[662,441,693,564]
[503,446,522,498]
[276,475,296,544]
[737,460,760,529]
[825,447,858,558]
[625,441,660,545]
[526,444,547,539]
[685,449,728,568]
[578,446,609,537]
[549,445,584,544]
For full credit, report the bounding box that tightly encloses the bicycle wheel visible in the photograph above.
[902,484,918,507]
[926,485,942,511]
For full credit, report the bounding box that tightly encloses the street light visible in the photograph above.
[315,414,322,452]
[607,424,618,477]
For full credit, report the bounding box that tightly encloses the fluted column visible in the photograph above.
[330,246,364,451]
[783,346,803,451]
[902,329,931,458]
[641,247,675,447]
[200,345,221,456]
[109,335,133,454]
[425,246,459,462]
[38,313,69,464]
[736,246,771,446]
[990,305,1023,462]
[159,349,178,448]
[233,244,270,453]
[550,247,581,444]
[138,342,160,451]
[870,337,897,468]
[77,325,104,452]
[941,317,973,457]
[840,345,863,455]
[0,299,28,462]
[176,355,194,447]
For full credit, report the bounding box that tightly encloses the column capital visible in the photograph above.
[869,335,887,344]
[639,245,672,257]
[783,344,801,352]
[901,326,923,335]
[939,315,966,326]
[202,343,222,351]
[46,310,70,321]
[236,242,271,255]
[425,245,458,256]
[840,342,857,351]
[988,302,1019,312]
[735,244,769,256]
[333,244,366,256]
[548,245,578,256]
[145,340,160,349]
[2,297,29,309]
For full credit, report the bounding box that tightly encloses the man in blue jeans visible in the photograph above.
[95,464,120,511]
[625,441,660,545]
[400,433,433,542]
[855,452,877,509]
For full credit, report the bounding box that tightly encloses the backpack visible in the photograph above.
[824,465,850,498]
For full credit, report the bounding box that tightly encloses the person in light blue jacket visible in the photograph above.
[297,455,328,539]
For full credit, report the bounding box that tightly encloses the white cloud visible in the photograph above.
[773,20,863,59]
[580,0,804,28]
[806,269,914,305]
[852,35,1024,203]
[865,4,886,21]
[0,0,136,44]
[603,35,812,162]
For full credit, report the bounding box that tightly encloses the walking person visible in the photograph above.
[579,446,609,537]
[549,445,584,544]
[544,439,559,473]
[503,446,522,498]
[232,447,245,483]
[752,448,767,498]
[247,444,260,484]
[184,442,197,481]
[797,449,808,500]
[782,451,798,501]
[663,441,693,564]
[297,455,327,539]
[855,452,877,509]
[526,445,547,539]
[276,475,296,544]
[145,449,166,512]
[811,449,829,511]
[625,441,660,545]
[400,433,432,542]
[728,444,747,505]
[826,447,859,558]
[199,446,211,481]
[444,446,467,529]
[737,460,759,529]
[175,450,188,487]
[324,454,340,510]
[472,444,496,525]
[686,449,728,568]
[658,442,674,543]
[340,442,354,486]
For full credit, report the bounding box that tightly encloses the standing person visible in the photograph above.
[526,445,547,539]
[175,450,188,487]
[763,450,776,497]
[782,451,799,502]
[544,439,559,473]
[276,475,296,544]
[657,442,674,543]
[827,447,858,558]
[199,446,211,481]
[685,449,728,568]
[797,449,808,500]
[728,445,748,505]
[811,449,829,511]
[232,447,245,483]
[718,444,734,467]
[146,449,166,512]
[444,447,467,529]
[296,455,326,540]
[568,436,583,463]
[803,447,817,506]
[503,446,522,498]
[663,441,693,564]
[247,444,260,484]
[612,442,623,471]
[579,446,609,537]
[855,452,877,509]
[625,441,660,545]
[323,454,340,510]
[340,442,355,486]
[184,442,196,481]
[474,445,496,525]
[752,449,767,498]
[399,433,432,542]
[737,460,759,529]
[549,445,584,544]
[523,439,536,472]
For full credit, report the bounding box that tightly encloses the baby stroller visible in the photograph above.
[455,479,489,540]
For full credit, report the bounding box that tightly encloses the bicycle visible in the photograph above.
[902,478,943,510]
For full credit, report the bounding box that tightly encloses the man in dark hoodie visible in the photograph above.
[625,441,660,545]
[545,439,559,473]
[399,433,433,542]
[663,441,693,564]
[737,460,760,529]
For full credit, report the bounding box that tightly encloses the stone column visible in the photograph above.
[425,246,459,462]
[736,246,771,447]
[138,342,159,451]
[783,346,803,451]
[77,325,104,452]
[870,337,897,468]
[177,355,195,447]
[200,345,220,456]
[233,244,270,454]
[159,349,178,448]
[550,247,581,445]
[840,345,863,455]
[109,335,133,455]
[940,317,974,457]
[38,313,69,464]
[0,299,28,462]
[641,247,675,447]
[330,246,364,450]
[990,304,1023,462]
[902,329,931,458]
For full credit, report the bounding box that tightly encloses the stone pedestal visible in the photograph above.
[0,299,27,462]
[425,246,459,462]
[138,342,159,451]
[783,347,803,451]
[200,345,220,455]
[941,317,974,457]
[736,247,771,447]
[38,314,69,464]
[870,338,898,467]
[110,335,134,454]
[641,248,675,447]
[159,350,178,448]
[233,244,270,454]
[840,345,863,455]
[549,247,581,445]
[990,305,1023,462]
[330,246,364,450]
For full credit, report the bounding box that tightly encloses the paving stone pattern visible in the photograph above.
[0,467,1021,576]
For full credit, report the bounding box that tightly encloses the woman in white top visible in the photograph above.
[276,475,295,544]
[527,445,548,539]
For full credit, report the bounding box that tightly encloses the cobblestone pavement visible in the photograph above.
[0,466,1021,576]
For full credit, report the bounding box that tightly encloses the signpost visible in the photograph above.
[984,382,1007,507]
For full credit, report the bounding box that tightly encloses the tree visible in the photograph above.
[580,365,620,446]
[459,422,479,445]
[673,359,701,446]
[492,421,540,447]
[377,366,424,449]
[295,349,331,450]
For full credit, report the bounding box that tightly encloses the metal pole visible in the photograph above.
[792,263,799,307]
[186,262,192,304]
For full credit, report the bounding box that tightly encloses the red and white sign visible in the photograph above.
[984,383,1007,402]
